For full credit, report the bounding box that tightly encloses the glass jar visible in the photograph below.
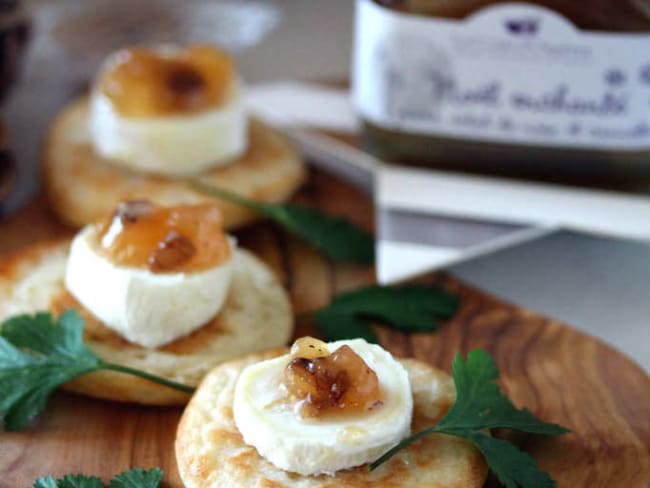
[352,0,650,186]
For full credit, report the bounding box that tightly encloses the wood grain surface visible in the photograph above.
[0,169,649,488]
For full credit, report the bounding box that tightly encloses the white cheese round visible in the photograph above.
[233,338,413,476]
[64,226,235,348]
[89,48,247,177]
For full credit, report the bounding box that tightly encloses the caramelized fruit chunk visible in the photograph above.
[148,230,197,272]
[97,44,235,118]
[284,340,384,418]
[97,200,230,273]
[290,336,330,360]
[115,199,154,223]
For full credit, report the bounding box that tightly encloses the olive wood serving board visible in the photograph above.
[0,169,648,487]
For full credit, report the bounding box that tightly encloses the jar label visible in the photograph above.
[352,0,650,151]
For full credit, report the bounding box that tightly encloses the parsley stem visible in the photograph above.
[295,310,315,322]
[369,426,441,471]
[101,362,196,394]
[190,181,262,211]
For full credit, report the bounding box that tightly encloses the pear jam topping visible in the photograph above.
[97,200,231,273]
[284,337,384,418]
[98,44,235,117]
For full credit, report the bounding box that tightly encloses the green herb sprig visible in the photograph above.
[307,284,460,343]
[190,181,375,264]
[34,467,163,488]
[371,350,570,487]
[0,311,195,431]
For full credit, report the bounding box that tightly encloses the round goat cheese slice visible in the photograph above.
[233,338,413,476]
[89,46,247,176]
[64,226,234,348]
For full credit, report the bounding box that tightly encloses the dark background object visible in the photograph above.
[0,0,29,215]
[0,0,29,102]
[0,120,14,215]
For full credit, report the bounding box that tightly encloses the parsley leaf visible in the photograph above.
[0,311,102,431]
[312,285,459,342]
[370,350,569,488]
[33,468,163,488]
[437,350,568,435]
[109,468,163,488]
[33,474,104,488]
[0,311,195,431]
[190,181,375,264]
[313,310,380,343]
[32,477,58,488]
[467,432,557,488]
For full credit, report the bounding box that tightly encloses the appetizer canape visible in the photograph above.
[175,338,487,487]
[0,200,293,404]
[43,44,305,228]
